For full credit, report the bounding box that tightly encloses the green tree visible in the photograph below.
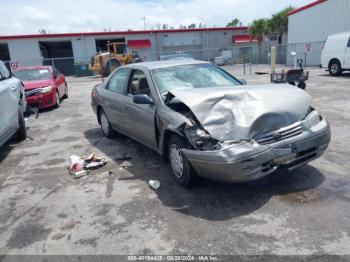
[268,6,294,44]
[248,18,269,43]
[226,18,241,27]
[248,18,269,63]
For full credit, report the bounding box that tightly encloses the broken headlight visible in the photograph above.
[304,109,321,129]
[40,86,53,94]
[184,126,217,150]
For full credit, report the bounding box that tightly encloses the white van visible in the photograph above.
[321,31,350,76]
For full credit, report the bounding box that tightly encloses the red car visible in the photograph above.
[13,66,68,109]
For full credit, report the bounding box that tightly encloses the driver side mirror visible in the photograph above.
[133,94,154,105]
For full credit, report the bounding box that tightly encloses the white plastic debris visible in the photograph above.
[72,170,89,179]
[68,152,107,178]
[148,180,160,190]
[69,155,84,173]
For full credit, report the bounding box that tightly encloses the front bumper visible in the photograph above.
[182,117,331,183]
[26,90,56,109]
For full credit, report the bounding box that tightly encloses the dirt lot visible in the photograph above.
[0,65,349,257]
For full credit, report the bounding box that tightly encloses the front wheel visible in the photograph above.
[16,107,26,141]
[168,135,197,187]
[63,84,68,99]
[55,91,61,108]
[99,110,117,138]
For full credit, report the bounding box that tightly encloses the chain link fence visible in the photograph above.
[3,42,324,77]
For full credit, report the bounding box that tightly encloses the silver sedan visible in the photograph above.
[91,60,330,187]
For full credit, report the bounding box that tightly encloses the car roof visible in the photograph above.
[121,59,209,70]
[14,66,52,71]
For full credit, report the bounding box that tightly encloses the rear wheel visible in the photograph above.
[168,135,197,187]
[99,109,117,138]
[16,107,26,141]
[329,60,342,76]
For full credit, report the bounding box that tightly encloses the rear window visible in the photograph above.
[348,37,350,47]
[14,69,51,81]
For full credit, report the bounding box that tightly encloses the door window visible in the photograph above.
[107,68,129,94]
[128,69,150,96]
[347,37,350,47]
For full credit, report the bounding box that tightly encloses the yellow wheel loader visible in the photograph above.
[89,42,143,77]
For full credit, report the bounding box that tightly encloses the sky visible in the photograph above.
[0,0,314,35]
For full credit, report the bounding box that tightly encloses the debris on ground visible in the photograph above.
[120,160,133,168]
[101,170,113,176]
[68,152,107,178]
[148,180,160,190]
[69,155,84,173]
[72,170,90,179]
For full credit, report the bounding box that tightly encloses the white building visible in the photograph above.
[0,27,249,75]
[287,0,350,66]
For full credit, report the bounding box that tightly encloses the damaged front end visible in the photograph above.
[164,85,331,183]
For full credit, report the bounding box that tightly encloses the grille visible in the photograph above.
[256,122,302,145]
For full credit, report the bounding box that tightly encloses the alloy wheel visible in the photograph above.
[170,144,184,178]
[330,63,338,74]
[100,112,109,135]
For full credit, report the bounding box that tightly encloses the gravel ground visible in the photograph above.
[0,65,349,258]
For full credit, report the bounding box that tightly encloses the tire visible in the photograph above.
[329,60,342,76]
[55,91,61,108]
[99,109,117,138]
[297,81,306,90]
[103,59,120,77]
[63,84,68,99]
[168,135,197,187]
[16,107,26,141]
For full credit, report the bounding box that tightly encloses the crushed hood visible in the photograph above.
[169,84,311,141]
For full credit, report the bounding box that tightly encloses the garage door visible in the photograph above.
[39,41,74,76]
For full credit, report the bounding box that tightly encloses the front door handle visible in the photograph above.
[11,86,18,91]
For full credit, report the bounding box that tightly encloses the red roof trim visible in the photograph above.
[0,27,248,41]
[288,0,327,16]
[127,39,151,48]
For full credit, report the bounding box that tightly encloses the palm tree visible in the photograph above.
[248,18,269,63]
[268,6,294,44]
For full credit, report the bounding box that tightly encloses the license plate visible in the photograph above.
[272,148,296,164]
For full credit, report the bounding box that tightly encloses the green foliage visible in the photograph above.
[226,18,241,27]
[268,6,294,43]
[248,18,269,43]
[247,6,294,44]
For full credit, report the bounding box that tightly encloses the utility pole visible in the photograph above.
[142,17,146,30]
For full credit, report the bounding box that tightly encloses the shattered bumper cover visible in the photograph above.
[182,117,330,183]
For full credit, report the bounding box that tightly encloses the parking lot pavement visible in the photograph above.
[0,67,349,256]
